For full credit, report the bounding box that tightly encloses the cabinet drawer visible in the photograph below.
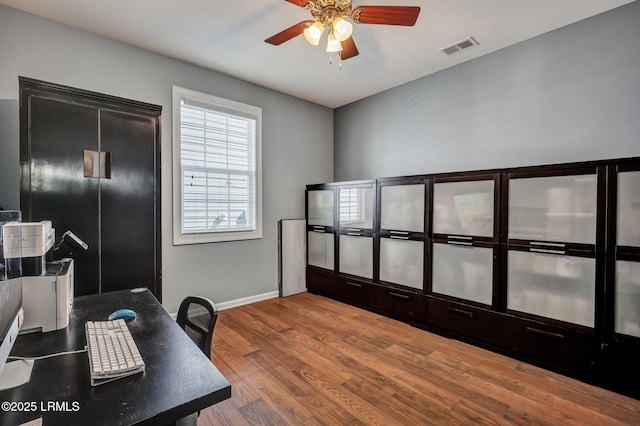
[306,267,336,297]
[499,317,597,377]
[373,286,427,323]
[335,277,375,307]
[598,339,640,399]
[428,299,499,344]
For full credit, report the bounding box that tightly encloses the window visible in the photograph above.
[172,86,262,244]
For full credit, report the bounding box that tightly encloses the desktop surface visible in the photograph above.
[0,288,231,425]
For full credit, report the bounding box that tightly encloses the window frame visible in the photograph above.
[172,86,262,245]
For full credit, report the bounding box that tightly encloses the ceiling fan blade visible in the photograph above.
[340,37,359,60]
[265,21,314,45]
[285,0,311,6]
[352,6,421,26]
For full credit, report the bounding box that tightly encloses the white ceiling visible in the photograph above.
[0,0,635,108]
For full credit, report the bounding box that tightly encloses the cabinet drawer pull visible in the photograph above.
[390,236,410,240]
[390,231,410,235]
[389,292,410,300]
[346,232,363,237]
[448,308,474,318]
[529,248,565,255]
[531,241,565,248]
[346,281,362,288]
[448,241,473,247]
[526,327,565,340]
[447,235,472,240]
[346,228,362,232]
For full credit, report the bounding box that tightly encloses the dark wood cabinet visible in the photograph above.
[597,338,640,399]
[335,276,375,307]
[19,78,161,299]
[372,285,427,323]
[428,297,500,345]
[306,266,336,298]
[498,316,598,380]
[306,157,640,399]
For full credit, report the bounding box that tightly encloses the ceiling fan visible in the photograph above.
[265,0,420,61]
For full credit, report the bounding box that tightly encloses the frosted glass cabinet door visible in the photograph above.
[380,184,425,232]
[507,251,596,327]
[432,243,493,305]
[339,235,373,279]
[617,171,640,247]
[615,261,640,338]
[433,180,494,237]
[308,190,334,226]
[508,175,597,244]
[379,238,424,290]
[307,232,334,269]
[339,187,374,229]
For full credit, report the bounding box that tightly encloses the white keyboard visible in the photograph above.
[85,319,145,386]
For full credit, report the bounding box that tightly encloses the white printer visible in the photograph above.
[2,221,74,333]
[20,259,74,333]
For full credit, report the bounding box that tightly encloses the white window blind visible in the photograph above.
[173,87,262,244]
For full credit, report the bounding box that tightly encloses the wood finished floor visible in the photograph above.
[198,293,640,425]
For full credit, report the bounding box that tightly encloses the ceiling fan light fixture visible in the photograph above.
[326,32,343,52]
[265,2,421,62]
[303,21,325,46]
[333,17,353,42]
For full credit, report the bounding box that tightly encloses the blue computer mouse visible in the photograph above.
[108,309,137,321]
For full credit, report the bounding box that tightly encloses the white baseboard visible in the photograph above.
[169,290,280,319]
[217,291,279,311]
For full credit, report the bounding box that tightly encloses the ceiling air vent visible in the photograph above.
[439,37,479,56]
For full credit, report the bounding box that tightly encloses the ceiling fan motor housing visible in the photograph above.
[308,0,353,25]
[265,0,420,60]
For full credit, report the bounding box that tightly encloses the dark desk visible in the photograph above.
[0,289,231,425]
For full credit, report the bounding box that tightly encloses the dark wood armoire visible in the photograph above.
[19,77,161,300]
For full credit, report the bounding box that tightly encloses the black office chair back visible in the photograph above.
[176,296,218,357]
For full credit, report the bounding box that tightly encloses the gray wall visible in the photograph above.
[0,100,19,209]
[334,2,640,181]
[0,6,334,313]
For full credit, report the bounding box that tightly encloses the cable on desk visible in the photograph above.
[8,348,88,361]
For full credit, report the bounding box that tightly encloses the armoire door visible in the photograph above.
[100,109,158,293]
[25,95,101,296]
[19,77,161,299]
